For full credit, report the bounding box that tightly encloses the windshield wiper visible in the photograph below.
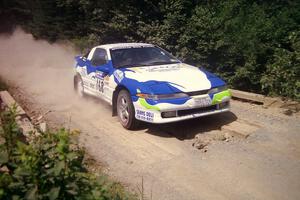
[117,63,149,68]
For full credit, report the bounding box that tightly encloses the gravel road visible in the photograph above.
[1,29,300,200]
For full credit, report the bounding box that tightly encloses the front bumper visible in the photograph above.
[133,90,231,124]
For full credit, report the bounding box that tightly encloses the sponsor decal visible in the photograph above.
[95,71,105,79]
[111,45,153,50]
[83,81,89,87]
[89,83,95,89]
[146,65,180,72]
[113,70,124,82]
[104,76,110,86]
[104,76,110,81]
[136,109,154,122]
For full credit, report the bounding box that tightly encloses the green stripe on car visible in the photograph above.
[212,89,231,105]
[139,98,160,111]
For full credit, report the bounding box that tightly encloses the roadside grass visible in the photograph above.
[0,106,137,200]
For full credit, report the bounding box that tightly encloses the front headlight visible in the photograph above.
[136,92,188,100]
[208,85,228,94]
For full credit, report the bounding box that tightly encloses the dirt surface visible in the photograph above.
[1,29,300,200]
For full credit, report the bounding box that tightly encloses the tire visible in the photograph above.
[74,74,85,97]
[117,90,139,130]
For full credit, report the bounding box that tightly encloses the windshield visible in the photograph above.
[110,46,180,68]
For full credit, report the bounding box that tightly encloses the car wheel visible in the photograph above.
[117,90,139,130]
[74,74,85,97]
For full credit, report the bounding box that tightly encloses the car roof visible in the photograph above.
[96,43,154,50]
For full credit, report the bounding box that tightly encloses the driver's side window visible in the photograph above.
[91,48,108,66]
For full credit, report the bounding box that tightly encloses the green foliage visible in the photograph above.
[5,0,300,100]
[0,107,135,200]
[0,105,22,168]
[261,31,300,99]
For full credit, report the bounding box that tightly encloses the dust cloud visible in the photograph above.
[0,28,75,98]
[0,28,112,122]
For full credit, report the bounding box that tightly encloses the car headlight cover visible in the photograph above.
[137,92,188,100]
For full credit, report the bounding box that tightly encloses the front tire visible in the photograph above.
[74,74,85,97]
[117,90,139,130]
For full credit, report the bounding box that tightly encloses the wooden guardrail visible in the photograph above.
[0,91,27,116]
[231,89,282,107]
[0,90,36,138]
[230,89,300,113]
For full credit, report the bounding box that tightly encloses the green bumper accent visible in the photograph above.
[139,98,160,111]
[212,89,231,105]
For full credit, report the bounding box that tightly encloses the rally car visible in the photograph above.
[74,43,231,129]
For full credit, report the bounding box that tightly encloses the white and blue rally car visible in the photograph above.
[74,43,231,129]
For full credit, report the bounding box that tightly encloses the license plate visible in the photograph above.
[193,96,212,107]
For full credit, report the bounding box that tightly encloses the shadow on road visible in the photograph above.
[85,94,238,140]
[143,112,238,140]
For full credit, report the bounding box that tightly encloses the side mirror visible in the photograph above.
[85,59,92,65]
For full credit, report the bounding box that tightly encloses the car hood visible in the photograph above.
[120,63,225,94]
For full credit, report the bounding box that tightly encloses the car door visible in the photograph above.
[86,48,111,101]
